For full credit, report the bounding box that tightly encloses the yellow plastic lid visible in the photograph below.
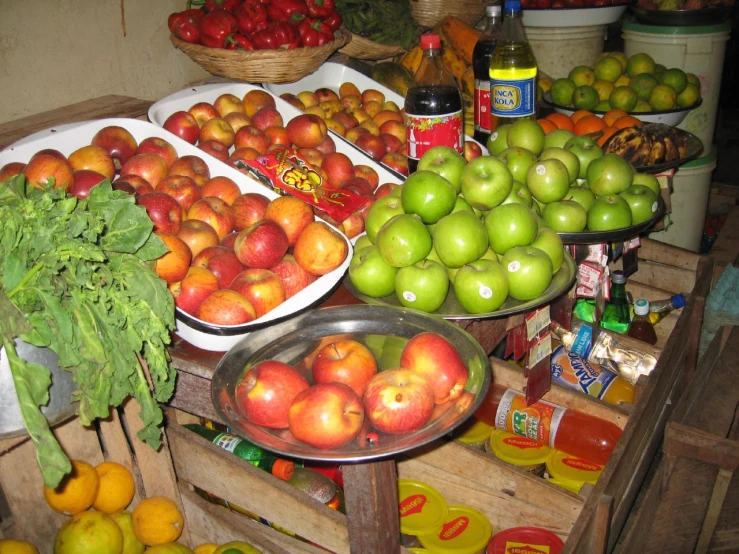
[545,450,603,494]
[488,430,552,466]
[410,549,430,553]
[398,479,449,536]
[456,419,495,445]
[418,505,493,554]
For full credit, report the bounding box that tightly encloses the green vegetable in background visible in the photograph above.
[0,175,176,488]
[335,0,419,49]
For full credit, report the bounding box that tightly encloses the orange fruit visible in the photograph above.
[0,540,39,554]
[132,496,184,546]
[546,112,575,132]
[613,115,642,129]
[93,461,136,514]
[571,110,594,124]
[597,126,619,147]
[602,108,629,127]
[43,459,100,516]
[537,118,557,134]
[574,115,606,136]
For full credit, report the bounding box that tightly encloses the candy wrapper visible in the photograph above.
[233,149,369,224]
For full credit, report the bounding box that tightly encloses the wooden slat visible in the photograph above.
[710,204,739,284]
[625,260,697,295]
[664,423,739,472]
[637,238,702,272]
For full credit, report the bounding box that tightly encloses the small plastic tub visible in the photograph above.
[398,479,450,548]
[486,526,565,554]
[452,418,495,451]
[418,505,493,554]
[485,430,552,476]
[545,450,604,494]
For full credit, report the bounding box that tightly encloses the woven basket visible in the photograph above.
[409,0,487,28]
[338,33,407,61]
[170,29,352,84]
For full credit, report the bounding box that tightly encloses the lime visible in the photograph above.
[551,78,577,107]
[594,56,623,83]
[538,76,554,93]
[609,52,628,72]
[686,72,700,90]
[633,99,652,113]
[572,85,600,110]
[629,73,658,101]
[593,79,615,102]
[658,68,688,95]
[614,74,631,88]
[568,65,596,87]
[676,83,700,108]
[649,84,677,111]
[609,86,638,112]
[626,53,656,78]
[596,100,611,111]
[654,63,667,77]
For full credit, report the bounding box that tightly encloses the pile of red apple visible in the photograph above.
[278,83,484,175]
[0,124,348,329]
[161,88,400,238]
[235,332,471,449]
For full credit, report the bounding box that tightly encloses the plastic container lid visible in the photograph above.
[545,450,603,494]
[421,34,441,50]
[398,479,450,536]
[611,270,625,285]
[488,430,552,466]
[456,419,495,446]
[487,526,565,554]
[418,505,493,554]
[622,15,732,35]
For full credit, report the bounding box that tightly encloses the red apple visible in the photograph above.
[264,126,291,147]
[199,118,236,149]
[243,89,276,118]
[198,139,230,162]
[23,154,74,191]
[224,112,252,134]
[264,195,315,246]
[355,134,387,161]
[380,153,409,176]
[332,111,358,131]
[297,148,325,169]
[113,174,153,195]
[192,245,244,289]
[251,107,284,132]
[280,92,305,111]
[137,191,184,234]
[187,197,234,239]
[233,219,289,269]
[293,221,348,276]
[155,174,201,212]
[354,165,379,191]
[221,231,239,250]
[136,136,179,167]
[379,120,406,144]
[234,126,270,155]
[338,210,366,239]
[362,369,435,434]
[230,268,285,318]
[379,133,404,155]
[111,181,136,196]
[214,93,245,118]
[400,332,468,404]
[232,192,271,231]
[340,176,374,197]
[464,141,484,162]
[169,155,211,187]
[374,182,400,199]
[164,111,201,144]
[154,231,192,284]
[188,102,220,127]
[177,219,220,258]
[288,383,365,449]
[0,162,26,182]
[235,359,310,428]
[270,254,316,298]
[312,339,378,398]
[91,125,138,170]
[201,176,241,206]
[169,266,220,315]
[70,169,107,199]
[120,153,169,188]
[68,145,116,180]
[285,114,328,149]
[228,147,262,173]
[345,127,370,144]
[196,289,257,325]
[321,152,354,188]
[315,134,337,155]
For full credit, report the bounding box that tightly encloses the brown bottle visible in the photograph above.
[627,298,658,345]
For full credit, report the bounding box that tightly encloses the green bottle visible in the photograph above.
[600,271,631,334]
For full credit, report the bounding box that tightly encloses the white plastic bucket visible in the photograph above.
[649,149,717,252]
[622,19,731,151]
[525,25,606,79]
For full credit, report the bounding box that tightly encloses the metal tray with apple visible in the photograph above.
[557,194,666,244]
[211,304,491,462]
[344,253,577,320]
[521,3,633,27]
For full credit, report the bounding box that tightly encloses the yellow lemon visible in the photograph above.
[0,540,39,554]
[108,511,145,554]
[132,497,184,546]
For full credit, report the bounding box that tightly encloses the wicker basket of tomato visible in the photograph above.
[168,0,351,84]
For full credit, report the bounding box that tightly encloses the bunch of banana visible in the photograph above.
[335,0,419,49]
[603,123,688,167]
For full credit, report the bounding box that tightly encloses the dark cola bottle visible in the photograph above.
[473,3,503,144]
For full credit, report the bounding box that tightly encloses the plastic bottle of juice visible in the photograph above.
[489,0,537,126]
[474,383,622,465]
[627,298,658,345]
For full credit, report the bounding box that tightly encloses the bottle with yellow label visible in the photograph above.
[489,0,537,126]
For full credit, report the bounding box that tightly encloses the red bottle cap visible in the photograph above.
[420,33,441,50]
[271,459,295,481]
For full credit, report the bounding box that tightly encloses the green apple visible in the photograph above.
[500,180,533,207]
[543,128,576,150]
[365,195,404,243]
[564,135,603,179]
[484,203,538,255]
[587,194,632,231]
[502,246,553,301]
[376,214,432,267]
[401,170,457,224]
[480,247,501,262]
[486,124,512,156]
[349,245,398,297]
[354,234,373,251]
[531,227,564,274]
[531,199,542,216]
[542,200,587,232]
[452,195,473,212]
[395,259,449,312]
[526,159,570,204]
[453,258,509,313]
[620,184,659,225]
[507,119,545,156]
[539,147,581,185]
[417,145,467,192]
[433,210,489,268]
[586,153,634,196]
[632,172,661,196]
[564,185,596,212]
[460,156,513,211]
[499,146,537,184]
[390,185,403,197]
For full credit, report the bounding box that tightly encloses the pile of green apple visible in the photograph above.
[348,146,570,315]
[486,119,662,234]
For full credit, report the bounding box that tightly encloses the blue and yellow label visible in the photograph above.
[491,78,536,117]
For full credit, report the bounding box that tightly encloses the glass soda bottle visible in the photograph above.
[474,383,622,465]
[628,298,658,345]
[489,0,537,126]
[472,3,503,144]
[600,270,631,334]
[648,293,686,325]
[405,33,464,174]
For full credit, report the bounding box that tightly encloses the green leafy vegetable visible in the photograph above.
[0,175,175,488]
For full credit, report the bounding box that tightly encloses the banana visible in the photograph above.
[663,137,680,162]
[604,127,652,167]
[647,140,665,166]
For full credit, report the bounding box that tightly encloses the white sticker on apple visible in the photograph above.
[479,285,493,299]
[402,291,417,302]
[536,164,546,176]
[508,261,521,272]
[652,202,658,212]
[490,131,498,142]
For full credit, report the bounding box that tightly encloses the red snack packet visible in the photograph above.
[232,148,369,223]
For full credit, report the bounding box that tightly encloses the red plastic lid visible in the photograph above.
[487,526,564,554]
[421,34,441,50]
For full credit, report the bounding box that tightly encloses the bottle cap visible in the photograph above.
[420,33,441,50]
[271,459,295,481]
[505,0,521,12]
[486,4,502,15]
[611,270,626,285]
[672,293,686,309]
[634,298,650,316]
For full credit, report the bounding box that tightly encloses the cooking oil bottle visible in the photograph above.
[489,0,537,125]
